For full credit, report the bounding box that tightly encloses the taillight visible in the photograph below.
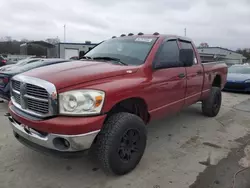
[1,60,7,64]
[3,77,9,83]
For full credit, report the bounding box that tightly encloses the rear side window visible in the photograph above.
[154,40,182,68]
[180,41,197,64]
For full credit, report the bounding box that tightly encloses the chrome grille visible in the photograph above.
[27,98,49,114]
[10,75,57,118]
[26,84,48,99]
[12,91,21,104]
[12,80,20,91]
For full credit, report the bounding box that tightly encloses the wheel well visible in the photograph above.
[107,98,150,124]
[212,75,221,88]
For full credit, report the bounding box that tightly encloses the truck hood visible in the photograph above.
[227,73,250,82]
[0,64,20,72]
[0,65,25,74]
[23,60,139,89]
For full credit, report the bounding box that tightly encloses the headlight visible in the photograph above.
[59,90,105,115]
[245,80,250,83]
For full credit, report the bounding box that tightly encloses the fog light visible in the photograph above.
[53,137,70,150]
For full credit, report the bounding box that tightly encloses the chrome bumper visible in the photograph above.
[9,116,100,152]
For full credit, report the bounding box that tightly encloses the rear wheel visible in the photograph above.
[96,112,147,175]
[202,87,222,117]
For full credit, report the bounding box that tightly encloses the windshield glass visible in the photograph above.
[84,37,157,65]
[16,59,39,66]
[228,66,250,74]
[21,60,47,70]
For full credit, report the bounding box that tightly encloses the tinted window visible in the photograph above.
[155,40,181,68]
[85,37,157,66]
[180,41,193,50]
[180,41,197,64]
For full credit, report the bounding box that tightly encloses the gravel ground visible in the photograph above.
[0,92,250,188]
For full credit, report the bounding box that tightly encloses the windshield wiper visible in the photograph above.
[93,56,127,66]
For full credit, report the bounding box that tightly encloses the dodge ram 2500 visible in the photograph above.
[8,33,228,175]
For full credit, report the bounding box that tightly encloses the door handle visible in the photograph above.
[197,70,202,75]
[178,73,185,78]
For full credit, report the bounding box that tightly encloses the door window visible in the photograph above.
[180,41,197,64]
[154,40,182,68]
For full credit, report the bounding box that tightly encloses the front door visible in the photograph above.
[149,39,186,119]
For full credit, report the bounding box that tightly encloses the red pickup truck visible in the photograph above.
[8,33,227,175]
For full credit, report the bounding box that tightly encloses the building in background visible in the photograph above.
[20,41,99,59]
[198,47,246,65]
[48,42,98,59]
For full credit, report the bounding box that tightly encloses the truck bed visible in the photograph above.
[201,61,228,99]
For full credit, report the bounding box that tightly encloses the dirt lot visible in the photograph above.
[1,92,250,188]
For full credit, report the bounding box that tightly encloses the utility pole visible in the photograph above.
[64,24,66,42]
[184,28,187,36]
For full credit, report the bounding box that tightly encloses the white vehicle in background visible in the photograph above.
[0,58,42,71]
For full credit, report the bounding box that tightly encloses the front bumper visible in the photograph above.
[9,104,106,135]
[223,82,250,92]
[9,115,100,152]
[8,103,107,154]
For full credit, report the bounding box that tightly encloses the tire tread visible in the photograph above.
[202,87,221,117]
[96,112,146,175]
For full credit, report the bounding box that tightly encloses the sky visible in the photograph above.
[1,0,250,49]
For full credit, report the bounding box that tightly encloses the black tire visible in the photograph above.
[96,112,147,175]
[202,87,222,117]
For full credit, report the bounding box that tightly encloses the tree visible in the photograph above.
[21,38,29,43]
[45,37,60,44]
[236,48,250,61]
[3,36,12,42]
[199,42,209,48]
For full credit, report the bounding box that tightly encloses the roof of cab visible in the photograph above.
[112,33,192,42]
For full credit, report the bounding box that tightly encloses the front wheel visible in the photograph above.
[202,87,222,117]
[96,112,147,175]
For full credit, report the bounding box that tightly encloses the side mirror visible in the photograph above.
[180,49,194,67]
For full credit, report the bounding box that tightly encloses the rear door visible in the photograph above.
[179,40,203,106]
[149,39,186,118]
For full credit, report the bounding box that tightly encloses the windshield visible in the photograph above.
[16,59,39,66]
[84,37,157,65]
[228,66,250,74]
[20,60,48,70]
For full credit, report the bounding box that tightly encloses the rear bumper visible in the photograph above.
[9,115,99,152]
